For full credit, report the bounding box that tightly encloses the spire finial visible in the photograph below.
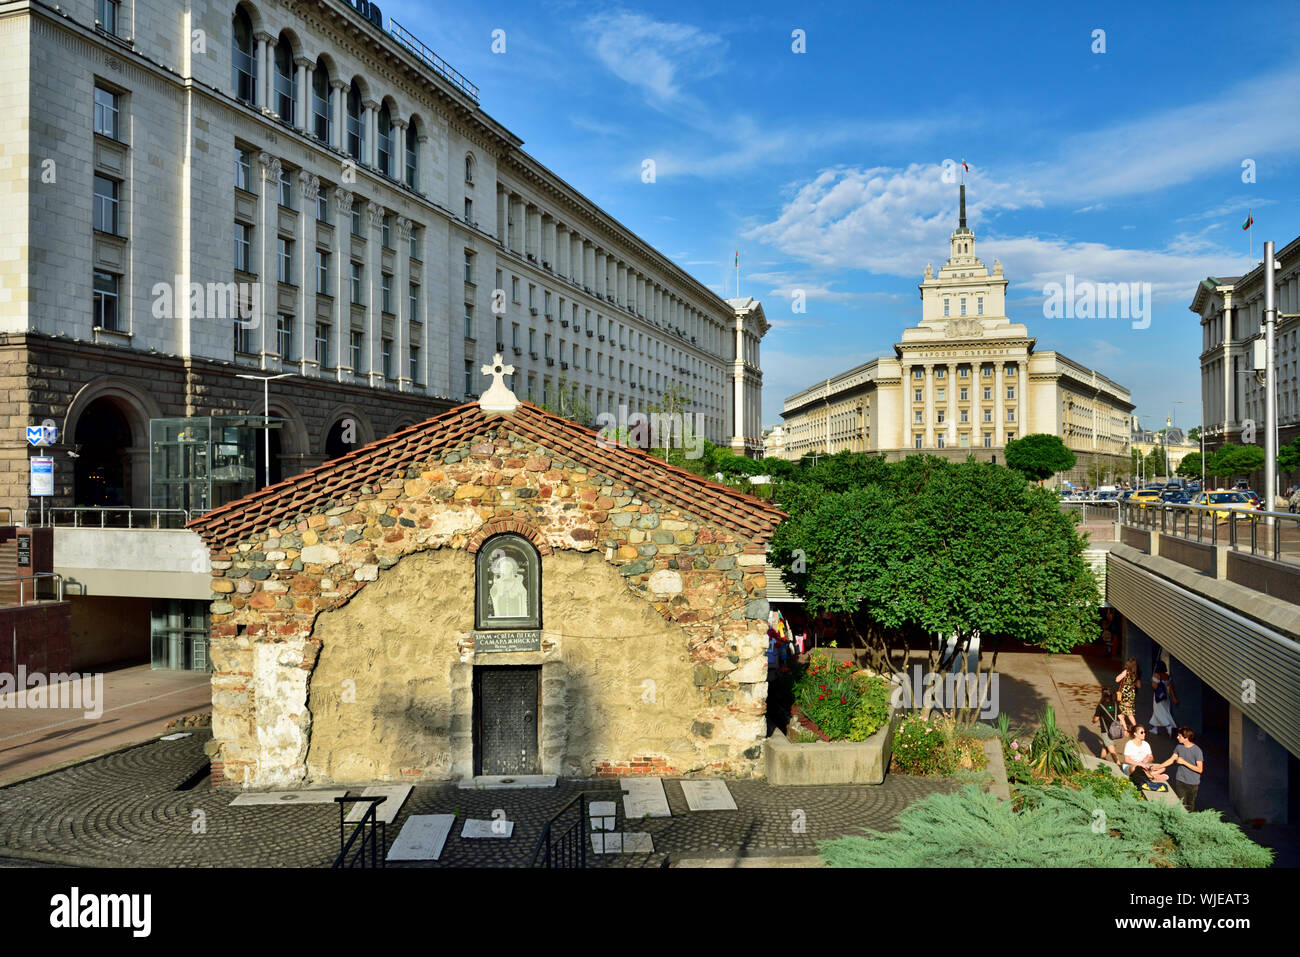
[479,352,519,414]
[959,184,967,229]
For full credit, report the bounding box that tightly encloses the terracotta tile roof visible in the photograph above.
[187,401,787,550]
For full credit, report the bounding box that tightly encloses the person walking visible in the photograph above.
[1091,687,1123,763]
[1289,485,1300,514]
[1116,657,1139,733]
[1149,661,1178,736]
[1157,727,1204,811]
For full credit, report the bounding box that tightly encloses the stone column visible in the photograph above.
[923,363,934,447]
[396,216,412,392]
[415,133,429,195]
[295,57,312,131]
[1229,706,1290,823]
[330,80,347,151]
[362,100,379,168]
[365,201,386,384]
[496,190,508,248]
[393,119,408,183]
[994,362,1005,446]
[733,318,745,449]
[544,217,557,269]
[946,362,957,448]
[256,152,281,367]
[297,171,319,376]
[332,188,353,381]
[511,196,525,254]
[254,33,273,109]
[1018,360,1029,436]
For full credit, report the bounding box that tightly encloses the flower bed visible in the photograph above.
[789,651,891,742]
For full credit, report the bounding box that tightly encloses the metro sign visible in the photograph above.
[26,423,58,446]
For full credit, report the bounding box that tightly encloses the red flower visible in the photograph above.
[841,697,846,704]
[820,685,826,690]
[818,695,825,700]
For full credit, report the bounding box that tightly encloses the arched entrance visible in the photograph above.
[73,398,132,506]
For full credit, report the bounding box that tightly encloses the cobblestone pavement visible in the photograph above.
[0,734,956,868]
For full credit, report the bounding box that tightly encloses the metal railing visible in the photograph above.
[332,795,388,868]
[1059,499,1118,524]
[531,792,604,868]
[388,20,479,102]
[21,507,203,529]
[1120,500,1300,567]
[0,572,65,606]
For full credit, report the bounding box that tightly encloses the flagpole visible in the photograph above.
[1248,208,1253,267]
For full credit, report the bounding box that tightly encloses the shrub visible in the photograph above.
[1028,705,1083,778]
[892,716,956,776]
[1068,767,1141,802]
[792,652,890,742]
[849,676,892,741]
[820,784,1273,868]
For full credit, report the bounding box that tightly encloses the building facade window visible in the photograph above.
[277,314,293,360]
[312,60,332,142]
[232,9,257,105]
[277,237,292,283]
[377,104,392,176]
[273,40,296,124]
[405,119,419,188]
[316,250,329,293]
[93,87,119,139]
[475,534,541,629]
[349,330,363,369]
[381,272,392,313]
[464,303,475,339]
[97,0,120,36]
[409,283,420,321]
[234,222,252,272]
[316,189,329,222]
[92,270,120,330]
[315,322,331,367]
[350,262,363,304]
[410,343,420,382]
[914,434,923,449]
[983,432,992,448]
[381,338,392,378]
[346,81,365,161]
[464,250,475,284]
[235,149,251,191]
[409,226,421,260]
[278,168,293,208]
[93,174,119,234]
[381,214,392,249]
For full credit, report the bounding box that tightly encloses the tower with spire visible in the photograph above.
[917,183,1008,327]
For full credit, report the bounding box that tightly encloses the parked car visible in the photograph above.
[1191,490,1256,521]
[1161,490,1193,504]
[1129,489,1164,509]
[1236,489,1265,510]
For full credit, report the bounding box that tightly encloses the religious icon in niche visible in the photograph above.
[475,534,540,629]
[489,550,528,618]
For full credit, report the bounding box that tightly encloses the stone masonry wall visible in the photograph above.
[207,419,771,788]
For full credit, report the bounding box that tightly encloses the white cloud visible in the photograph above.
[581,12,727,108]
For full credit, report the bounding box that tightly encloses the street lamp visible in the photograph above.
[236,372,294,489]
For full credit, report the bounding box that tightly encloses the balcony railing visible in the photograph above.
[0,572,65,606]
[22,507,205,529]
[388,19,479,103]
[1119,500,1300,568]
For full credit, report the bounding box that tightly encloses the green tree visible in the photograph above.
[1004,434,1077,482]
[1187,426,1201,444]
[1208,443,1265,484]
[1278,436,1300,483]
[769,456,1100,722]
[1176,451,1203,479]
[1144,445,1168,478]
[646,383,693,463]
[537,375,593,427]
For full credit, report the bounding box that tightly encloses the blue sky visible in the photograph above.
[390,0,1300,429]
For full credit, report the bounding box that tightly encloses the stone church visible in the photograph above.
[188,360,785,788]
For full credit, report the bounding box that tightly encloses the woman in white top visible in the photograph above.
[1122,725,1169,784]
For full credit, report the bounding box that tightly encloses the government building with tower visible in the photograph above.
[778,187,1133,484]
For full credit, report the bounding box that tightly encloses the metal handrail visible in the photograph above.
[0,572,65,606]
[20,507,203,529]
[1119,500,1300,567]
[531,791,597,868]
[387,19,479,102]
[332,795,388,868]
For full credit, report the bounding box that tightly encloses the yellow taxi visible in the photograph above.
[1191,490,1256,522]
[1128,489,1164,509]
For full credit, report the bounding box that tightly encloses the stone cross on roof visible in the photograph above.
[478,352,519,414]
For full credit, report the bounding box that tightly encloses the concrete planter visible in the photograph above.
[765,710,900,786]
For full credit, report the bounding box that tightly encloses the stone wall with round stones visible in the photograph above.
[206,423,774,788]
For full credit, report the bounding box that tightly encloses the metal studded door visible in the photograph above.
[474,666,540,776]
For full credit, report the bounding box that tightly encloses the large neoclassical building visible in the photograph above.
[779,188,1133,482]
[0,0,768,518]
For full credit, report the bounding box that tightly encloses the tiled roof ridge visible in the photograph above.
[187,400,785,547]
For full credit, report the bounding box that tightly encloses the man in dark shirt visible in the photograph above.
[1158,726,1204,811]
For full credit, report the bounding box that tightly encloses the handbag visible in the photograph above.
[1102,706,1124,740]
[1154,680,1168,703]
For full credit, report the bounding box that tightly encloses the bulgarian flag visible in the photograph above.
[734,250,739,267]
[1242,212,1253,230]
[961,159,970,171]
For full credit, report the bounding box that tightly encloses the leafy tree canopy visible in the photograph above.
[1004,434,1077,482]
[1175,451,1202,478]
[1208,443,1265,481]
[769,455,1100,671]
[1277,436,1300,477]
